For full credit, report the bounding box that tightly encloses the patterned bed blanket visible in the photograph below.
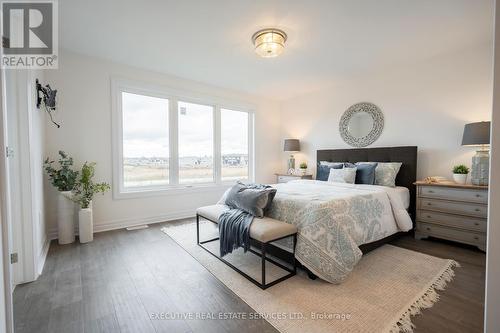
[265,180,413,283]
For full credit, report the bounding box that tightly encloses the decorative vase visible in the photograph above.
[78,205,93,244]
[453,173,468,185]
[300,168,307,175]
[57,191,75,245]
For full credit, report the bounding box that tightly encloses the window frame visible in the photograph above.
[111,78,255,199]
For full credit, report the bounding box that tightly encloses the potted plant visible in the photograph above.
[44,151,79,244]
[71,162,110,243]
[452,165,470,185]
[299,162,308,175]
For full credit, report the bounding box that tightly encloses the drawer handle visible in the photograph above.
[476,194,482,198]
[427,203,432,206]
[474,236,479,240]
[426,227,431,231]
[474,222,480,226]
[475,208,481,212]
[427,215,432,218]
[428,190,434,193]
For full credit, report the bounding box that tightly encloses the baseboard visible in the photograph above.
[36,237,51,277]
[48,209,196,240]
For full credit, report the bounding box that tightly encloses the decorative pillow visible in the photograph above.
[343,162,356,168]
[327,167,357,184]
[317,163,343,181]
[239,182,277,212]
[319,161,344,167]
[358,162,402,187]
[374,162,402,187]
[224,182,277,217]
[354,163,378,184]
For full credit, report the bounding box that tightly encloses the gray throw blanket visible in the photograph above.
[218,183,276,257]
[218,209,254,257]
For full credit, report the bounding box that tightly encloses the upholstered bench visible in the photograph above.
[196,204,298,289]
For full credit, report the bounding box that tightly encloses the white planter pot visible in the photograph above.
[300,168,307,175]
[57,191,75,245]
[453,173,468,185]
[78,206,94,243]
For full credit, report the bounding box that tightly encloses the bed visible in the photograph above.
[260,146,418,283]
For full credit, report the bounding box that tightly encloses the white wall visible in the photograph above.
[28,70,49,277]
[280,45,493,179]
[44,50,282,236]
[485,2,500,331]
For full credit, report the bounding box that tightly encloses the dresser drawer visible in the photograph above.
[417,222,486,247]
[419,198,487,218]
[419,185,488,204]
[417,210,487,233]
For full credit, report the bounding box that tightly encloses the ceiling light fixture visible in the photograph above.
[252,28,287,58]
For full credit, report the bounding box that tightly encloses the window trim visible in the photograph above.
[111,77,255,199]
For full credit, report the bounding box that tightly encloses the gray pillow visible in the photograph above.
[225,183,277,217]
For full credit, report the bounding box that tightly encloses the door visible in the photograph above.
[3,70,24,285]
[0,68,14,333]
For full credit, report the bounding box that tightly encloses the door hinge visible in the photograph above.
[10,253,18,264]
[5,146,14,158]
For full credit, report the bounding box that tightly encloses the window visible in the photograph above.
[122,92,169,188]
[221,109,248,181]
[178,101,214,184]
[112,79,254,197]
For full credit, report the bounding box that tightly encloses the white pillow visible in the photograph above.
[328,167,357,184]
[319,161,344,167]
[358,162,402,187]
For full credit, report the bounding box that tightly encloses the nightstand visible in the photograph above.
[414,181,488,251]
[275,173,313,183]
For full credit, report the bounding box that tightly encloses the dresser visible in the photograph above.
[275,173,313,183]
[414,181,488,251]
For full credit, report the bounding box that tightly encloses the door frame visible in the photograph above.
[0,68,14,333]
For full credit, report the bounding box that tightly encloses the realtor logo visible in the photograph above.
[1,0,58,68]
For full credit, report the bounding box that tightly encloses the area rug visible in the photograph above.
[161,222,459,333]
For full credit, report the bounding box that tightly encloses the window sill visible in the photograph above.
[113,183,235,200]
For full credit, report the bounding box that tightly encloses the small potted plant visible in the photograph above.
[299,162,308,175]
[452,165,470,185]
[44,151,79,245]
[71,162,110,243]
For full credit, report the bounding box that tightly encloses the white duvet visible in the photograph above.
[264,180,413,283]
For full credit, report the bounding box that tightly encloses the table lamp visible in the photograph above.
[462,121,491,185]
[284,139,300,174]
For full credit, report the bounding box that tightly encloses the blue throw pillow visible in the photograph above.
[317,163,343,181]
[354,163,378,184]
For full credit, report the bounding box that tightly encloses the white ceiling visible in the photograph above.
[60,0,494,101]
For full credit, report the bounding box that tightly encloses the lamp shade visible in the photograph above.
[462,121,491,146]
[284,139,300,152]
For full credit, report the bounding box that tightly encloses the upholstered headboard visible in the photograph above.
[316,146,418,221]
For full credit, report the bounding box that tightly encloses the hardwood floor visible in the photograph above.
[13,219,485,333]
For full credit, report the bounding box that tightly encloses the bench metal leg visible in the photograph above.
[196,215,297,290]
[261,242,266,288]
[196,214,200,244]
[292,233,297,274]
